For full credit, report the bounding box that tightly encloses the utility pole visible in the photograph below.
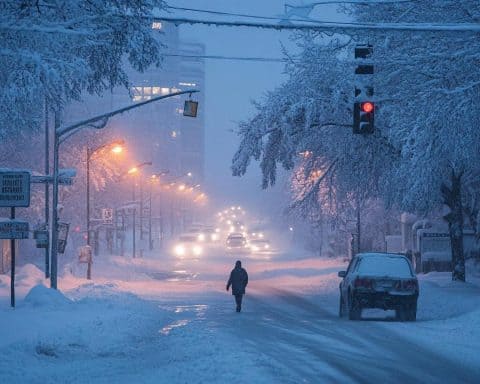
[86,147,91,246]
[356,198,361,255]
[148,180,153,251]
[132,177,136,258]
[51,111,60,289]
[44,101,50,279]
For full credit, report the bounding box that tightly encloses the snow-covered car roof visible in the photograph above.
[355,253,414,278]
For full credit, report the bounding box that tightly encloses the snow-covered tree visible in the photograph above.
[232,38,398,255]
[349,0,480,281]
[0,0,166,139]
[233,1,480,280]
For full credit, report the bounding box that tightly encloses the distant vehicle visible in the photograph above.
[226,232,249,252]
[173,234,203,258]
[226,221,246,234]
[338,253,419,321]
[201,227,220,242]
[249,230,265,239]
[249,238,272,254]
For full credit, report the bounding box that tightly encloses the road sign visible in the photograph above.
[0,172,30,207]
[0,220,29,239]
[33,229,49,248]
[57,222,70,254]
[102,208,113,225]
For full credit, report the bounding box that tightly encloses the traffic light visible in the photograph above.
[353,44,374,134]
[353,101,374,134]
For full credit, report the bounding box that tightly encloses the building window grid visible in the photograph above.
[131,86,182,102]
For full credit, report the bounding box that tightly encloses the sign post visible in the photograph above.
[0,170,31,308]
[102,208,113,225]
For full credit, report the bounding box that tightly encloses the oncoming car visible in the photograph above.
[226,232,249,253]
[249,239,271,254]
[173,234,203,258]
[338,253,419,321]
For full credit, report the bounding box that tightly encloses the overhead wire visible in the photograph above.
[161,53,286,63]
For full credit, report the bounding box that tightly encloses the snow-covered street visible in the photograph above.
[1,252,479,383]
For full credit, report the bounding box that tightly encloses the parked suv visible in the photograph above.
[338,253,419,321]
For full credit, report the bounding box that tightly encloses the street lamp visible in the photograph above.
[148,170,169,250]
[86,140,125,247]
[127,161,152,258]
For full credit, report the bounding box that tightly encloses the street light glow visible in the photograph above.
[128,167,138,174]
[111,145,123,154]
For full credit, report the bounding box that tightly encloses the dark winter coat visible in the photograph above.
[227,265,248,296]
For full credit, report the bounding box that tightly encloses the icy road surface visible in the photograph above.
[0,251,479,383]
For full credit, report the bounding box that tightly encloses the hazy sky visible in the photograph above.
[172,1,341,212]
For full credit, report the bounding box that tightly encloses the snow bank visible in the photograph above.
[23,284,71,308]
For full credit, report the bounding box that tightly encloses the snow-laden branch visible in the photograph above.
[156,15,480,32]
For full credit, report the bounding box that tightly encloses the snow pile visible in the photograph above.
[23,284,71,308]
[16,263,45,287]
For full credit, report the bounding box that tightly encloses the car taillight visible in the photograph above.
[354,278,373,289]
[402,279,418,291]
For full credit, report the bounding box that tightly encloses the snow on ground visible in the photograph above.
[0,251,479,383]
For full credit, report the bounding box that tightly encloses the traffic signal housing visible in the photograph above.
[353,101,374,134]
[353,44,374,135]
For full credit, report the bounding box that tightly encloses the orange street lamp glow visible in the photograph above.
[178,184,186,191]
[111,145,123,154]
[128,167,138,174]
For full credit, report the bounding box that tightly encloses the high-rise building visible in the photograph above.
[66,21,205,183]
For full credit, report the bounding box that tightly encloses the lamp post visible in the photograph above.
[86,140,124,247]
[50,89,199,289]
[167,172,192,235]
[148,171,169,251]
[127,162,152,258]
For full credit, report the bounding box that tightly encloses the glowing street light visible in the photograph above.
[86,139,125,246]
[111,145,123,154]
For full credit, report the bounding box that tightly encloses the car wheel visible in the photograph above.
[339,293,344,318]
[348,292,361,320]
[396,306,408,322]
[397,301,416,322]
[407,301,417,322]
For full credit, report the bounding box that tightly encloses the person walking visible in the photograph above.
[226,260,249,312]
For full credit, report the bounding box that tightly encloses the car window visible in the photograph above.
[346,257,358,275]
[356,256,413,277]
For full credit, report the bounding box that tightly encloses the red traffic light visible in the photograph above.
[361,102,374,113]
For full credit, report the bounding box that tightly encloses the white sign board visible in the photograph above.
[102,208,113,225]
[0,220,29,239]
[0,172,30,207]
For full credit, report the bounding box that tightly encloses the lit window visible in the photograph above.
[133,95,142,102]
[152,21,162,30]
[152,87,160,95]
[171,131,177,138]
[161,87,170,94]
[144,87,152,95]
